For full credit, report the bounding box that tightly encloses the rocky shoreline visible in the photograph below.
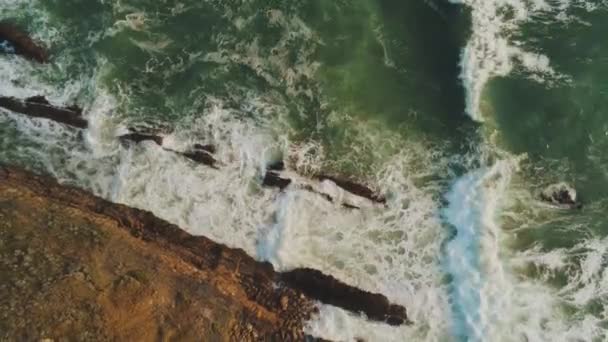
[0,166,407,341]
[0,23,408,341]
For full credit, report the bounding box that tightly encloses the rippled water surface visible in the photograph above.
[1,0,607,340]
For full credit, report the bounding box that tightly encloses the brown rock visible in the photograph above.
[179,149,218,169]
[0,166,409,341]
[193,144,216,154]
[0,166,312,340]
[315,175,386,204]
[0,22,48,63]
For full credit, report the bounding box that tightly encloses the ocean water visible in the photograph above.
[1,0,607,341]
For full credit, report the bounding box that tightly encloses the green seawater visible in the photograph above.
[1,0,608,341]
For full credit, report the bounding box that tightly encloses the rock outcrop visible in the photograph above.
[0,166,407,341]
[119,132,164,146]
[540,182,582,209]
[119,129,219,168]
[0,95,86,128]
[0,22,48,63]
[0,95,386,206]
[281,268,408,326]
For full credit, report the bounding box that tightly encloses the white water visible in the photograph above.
[441,151,608,341]
[450,0,566,121]
[3,2,608,341]
[439,0,608,340]
[0,50,452,341]
[442,159,519,341]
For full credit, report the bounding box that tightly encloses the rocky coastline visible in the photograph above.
[0,22,409,341]
[0,166,407,341]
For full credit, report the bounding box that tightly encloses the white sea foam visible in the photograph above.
[440,147,608,341]
[443,157,524,341]
[7,2,607,341]
[1,69,451,341]
[443,0,608,337]
[451,0,568,121]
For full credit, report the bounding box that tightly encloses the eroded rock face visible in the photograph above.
[0,23,48,63]
[0,166,316,341]
[0,166,408,341]
[0,168,319,341]
[263,171,292,190]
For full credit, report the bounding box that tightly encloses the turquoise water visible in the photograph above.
[1,0,607,340]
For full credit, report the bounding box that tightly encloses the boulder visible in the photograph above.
[263,171,292,190]
[119,133,164,146]
[0,22,48,63]
[540,182,582,209]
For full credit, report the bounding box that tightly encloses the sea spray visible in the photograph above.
[442,158,518,341]
[267,149,451,341]
[450,0,563,121]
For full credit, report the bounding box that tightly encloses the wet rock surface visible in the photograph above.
[0,95,86,128]
[281,268,408,326]
[0,99,386,207]
[540,182,582,209]
[180,149,218,169]
[315,175,386,204]
[0,166,408,341]
[0,22,48,63]
[119,132,164,146]
[263,171,293,190]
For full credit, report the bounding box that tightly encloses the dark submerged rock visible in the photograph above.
[267,160,285,172]
[180,150,218,169]
[119,133,164,146]
[263,171,292,190]
[0,95,86,128]
[280,268,408,326]
[315,175,386,204]
[119,129,217,168]
[540,183,582,209]
[193,143,216,154]
[0,22,48,63]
